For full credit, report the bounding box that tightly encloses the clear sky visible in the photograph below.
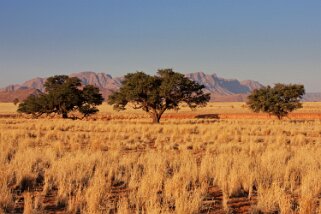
[0,0,320,92]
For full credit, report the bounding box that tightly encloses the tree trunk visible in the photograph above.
[62,112,68,118]
[276,114,283,120]
[151,113,161,124]
[150,107,167,124]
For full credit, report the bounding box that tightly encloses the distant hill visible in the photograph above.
[1,71,319,102]
[1,72,122,93]
[185,72,263,95]
[0,88,42,102]
[302,92,321,102]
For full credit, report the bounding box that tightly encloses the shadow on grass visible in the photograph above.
[195,114,220,119]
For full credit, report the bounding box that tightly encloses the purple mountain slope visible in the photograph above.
[1,71,318,102]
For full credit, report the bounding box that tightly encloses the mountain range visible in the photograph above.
[0,71,320,102]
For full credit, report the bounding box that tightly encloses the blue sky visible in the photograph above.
[0,0,320,92]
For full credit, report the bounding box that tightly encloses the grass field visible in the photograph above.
[2,102,321,119]
[0,102,321,213]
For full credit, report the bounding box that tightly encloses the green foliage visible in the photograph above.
[17,94,47,117]
[18,75,103,118]
[79,85,104,117]
[108,69,210,123]
[247,83,305,119]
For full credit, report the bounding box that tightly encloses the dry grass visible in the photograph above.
[0,102,321,213]
[2,102,321,119]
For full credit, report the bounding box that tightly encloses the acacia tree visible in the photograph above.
[247,83,305,119]
[18,75,104,118]
[108,69,210,123]
[44,75,82,118]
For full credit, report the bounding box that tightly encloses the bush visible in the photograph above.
[247,83,305,119]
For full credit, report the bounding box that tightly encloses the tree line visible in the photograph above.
[18,69,305,122]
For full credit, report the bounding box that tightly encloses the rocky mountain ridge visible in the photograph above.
[1,71,319,102]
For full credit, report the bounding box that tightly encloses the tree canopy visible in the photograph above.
[18,75,104,118]
[247,83,305,119]
[108,69,210,123]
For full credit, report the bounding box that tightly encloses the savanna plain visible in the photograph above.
[1,102,321,214]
